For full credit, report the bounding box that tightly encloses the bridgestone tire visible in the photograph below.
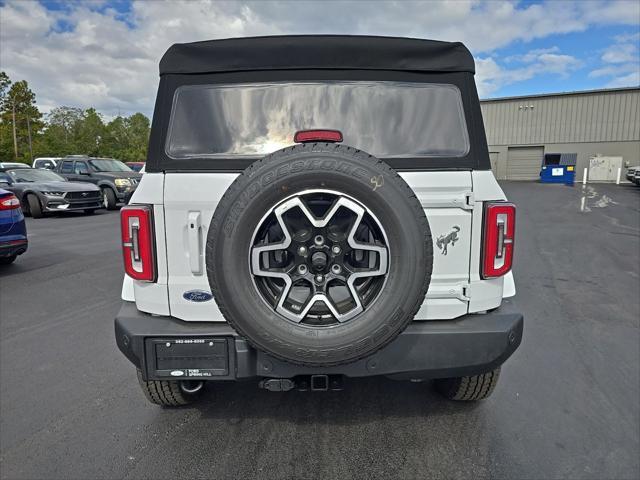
[27,194,43,218]
[207,143,433,367]
[136,369,201,407]
[435,368,501,401]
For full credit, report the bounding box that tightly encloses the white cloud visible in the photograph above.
[602,43,638,63]
[606,71,640,88]
[505,46,560,63]
[476,49,583,97]
[589,63,638,78]
[614,32,640,43]
[0,0,638,116]
[589,31,640,88]
[534,53,583,74]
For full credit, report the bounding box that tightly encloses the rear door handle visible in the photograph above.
[187,211,202,275]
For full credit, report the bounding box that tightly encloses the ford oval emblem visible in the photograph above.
[183,290,213,302]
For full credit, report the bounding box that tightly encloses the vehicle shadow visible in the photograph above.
[191,376,482,424]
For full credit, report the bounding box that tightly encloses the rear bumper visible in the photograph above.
[0,238,28,258]
[115,302,523,381]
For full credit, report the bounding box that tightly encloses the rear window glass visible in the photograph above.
[166,82,469,159]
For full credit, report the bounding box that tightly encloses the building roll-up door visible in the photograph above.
[506,146,544,180]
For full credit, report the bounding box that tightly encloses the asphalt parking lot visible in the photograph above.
[0,181,638,480]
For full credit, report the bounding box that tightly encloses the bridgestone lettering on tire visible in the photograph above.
[207,143,433,367]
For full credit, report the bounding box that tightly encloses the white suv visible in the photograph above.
[32,157,61,170]
[115,36,523,406]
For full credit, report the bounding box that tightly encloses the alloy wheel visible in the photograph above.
[250,190,389,326]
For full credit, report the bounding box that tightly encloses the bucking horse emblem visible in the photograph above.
[436,226,461,256]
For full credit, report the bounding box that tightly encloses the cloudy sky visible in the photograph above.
[1,0,639,118]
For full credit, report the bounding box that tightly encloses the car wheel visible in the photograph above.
[101,188,117,210]
[0,255,17,265]
[206,143,433,367]
[435,368,501,401]
[27,194,43,219]
[136,369,203,407]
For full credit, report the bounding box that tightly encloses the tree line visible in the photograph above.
[0,71,150,164]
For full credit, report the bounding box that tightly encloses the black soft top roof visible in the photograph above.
[159,35,475,76]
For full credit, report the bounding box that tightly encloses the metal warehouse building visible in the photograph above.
[481,87,640,181]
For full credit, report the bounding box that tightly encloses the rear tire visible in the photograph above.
[0,255,17,265]
[101,187,118,210]
[27,194,43,218]
[435,368,501,401]
[136,369,203,407]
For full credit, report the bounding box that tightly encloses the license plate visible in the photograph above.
[150,338,229,378]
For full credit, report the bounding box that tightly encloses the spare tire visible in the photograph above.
[207,143,432,366]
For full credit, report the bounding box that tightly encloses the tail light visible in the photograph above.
[294,129,343,143]
[482,202,515,279]
[0,194,21,210]
[121,205,156,282]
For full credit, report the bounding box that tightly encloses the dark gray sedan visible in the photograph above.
[0,168,103,218]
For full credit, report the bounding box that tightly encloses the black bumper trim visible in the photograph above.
[115,302,523,381]
[0,240,28,258]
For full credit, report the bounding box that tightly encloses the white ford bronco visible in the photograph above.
[115,35,523,406]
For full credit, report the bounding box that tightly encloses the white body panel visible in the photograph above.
[121,274,134,301]
[503,272,516,298]
[125,169,513,321]
[163,174,236,321]
[127,173,170,315]
[400,172,473,319]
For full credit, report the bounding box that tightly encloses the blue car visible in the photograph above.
[0,188,28,264]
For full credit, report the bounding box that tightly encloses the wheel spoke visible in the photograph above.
[334,198,388,322]
[250,206,293,277]
[277,292,348,323]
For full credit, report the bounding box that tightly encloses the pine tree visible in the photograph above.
[0,75,42,163]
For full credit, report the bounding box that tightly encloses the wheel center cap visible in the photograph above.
[311,251,328,272]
